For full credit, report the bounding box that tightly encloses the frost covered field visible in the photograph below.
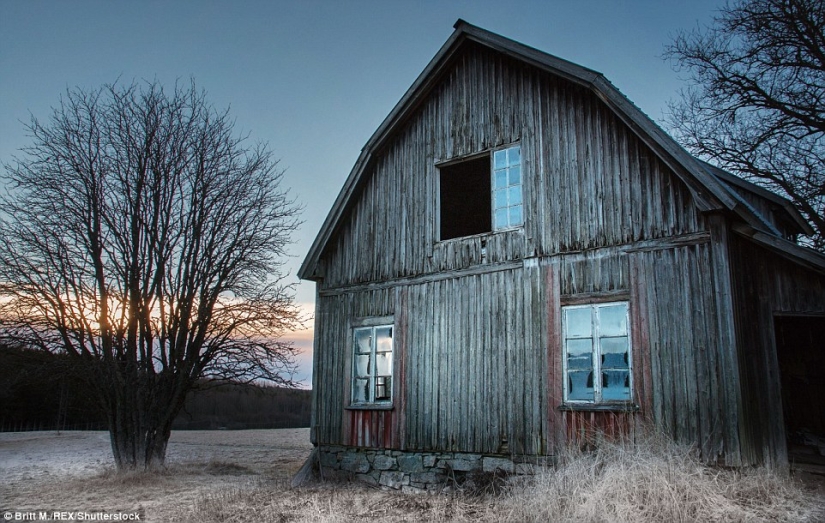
[3,429,824,522]
[1,429,312,521]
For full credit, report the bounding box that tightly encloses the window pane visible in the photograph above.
[494,188,508,209]
[568,371,594,401]
[375,351,392,375]
[375,376,391,400]
[601,370,630,401]
[495,208,508,228]
[354,329,372,353]
[601,352,627,369]
[355,354,371,377]
[508,165,521,186]
[599,304,628,336]
[565,308,592,338]
[494,170,507,189]
[375,326,392,351]
[353,378,369,403]
[566,338,592,369]
[508,146,520,166]
[494,150,507,169]
[600,337,628,368]
[508,205,522,226]
[508,186,522,205]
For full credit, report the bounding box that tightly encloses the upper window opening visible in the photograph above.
[439,156,491,240]
[438,145,522,241]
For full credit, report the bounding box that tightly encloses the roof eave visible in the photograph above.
[699,161,814,236]
[732,223,825,275]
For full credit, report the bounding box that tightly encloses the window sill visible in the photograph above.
[345,404,394,411]
[558,403,639,413]
[436,227,524,245]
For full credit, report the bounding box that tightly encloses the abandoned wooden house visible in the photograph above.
[298,20,825,489]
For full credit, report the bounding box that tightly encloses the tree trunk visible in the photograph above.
[105,377,183,471]
[108,414,176,470]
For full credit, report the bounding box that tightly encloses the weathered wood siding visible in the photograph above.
[318,43,705,290]
[314,264,548,454]
[629,243,739,463]
[312,288,397,447]
[729,235,825,466]
[314,240,741,462]
[402,265,546,454]
[545,256,645,455]
[310,42,766,464]
[544,243,735,462]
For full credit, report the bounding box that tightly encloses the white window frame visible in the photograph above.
[562,301,632,405]
[350,322,394,406]
[492,144,523,230]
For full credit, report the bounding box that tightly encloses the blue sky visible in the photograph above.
[0,0,725,386]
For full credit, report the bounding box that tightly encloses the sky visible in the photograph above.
[0,0,726,386]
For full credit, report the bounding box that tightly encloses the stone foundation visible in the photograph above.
[316,446,550,492]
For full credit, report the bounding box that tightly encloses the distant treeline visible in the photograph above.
[173,382,311,430]
[0,344,311,431]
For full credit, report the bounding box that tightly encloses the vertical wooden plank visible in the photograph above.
[394,286,407,450]
[690,243,720,460]
[545,262,563,454]
[409,284,422,450]
[340,296,351,446]
[532,260,547,455]
[642,252,665,431]
[629,253,652,420]
[678,247,700,443]
[708,213,743,466]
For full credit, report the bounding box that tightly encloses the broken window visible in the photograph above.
[439,144,522,241]
[562,302,631,404]
[351,324,393,405]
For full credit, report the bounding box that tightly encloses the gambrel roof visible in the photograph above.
[299,19,820,280]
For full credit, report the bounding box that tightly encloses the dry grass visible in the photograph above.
[84,460,255,487]
[0,429,311,521]
[170,480,492,522]
[500,433,823,522]
[171,433,824,523]
[4,429,822,522]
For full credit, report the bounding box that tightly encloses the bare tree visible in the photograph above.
[0,81,302,470]
[666,0,825,250]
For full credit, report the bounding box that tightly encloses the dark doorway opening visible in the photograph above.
[775,315,825,471]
